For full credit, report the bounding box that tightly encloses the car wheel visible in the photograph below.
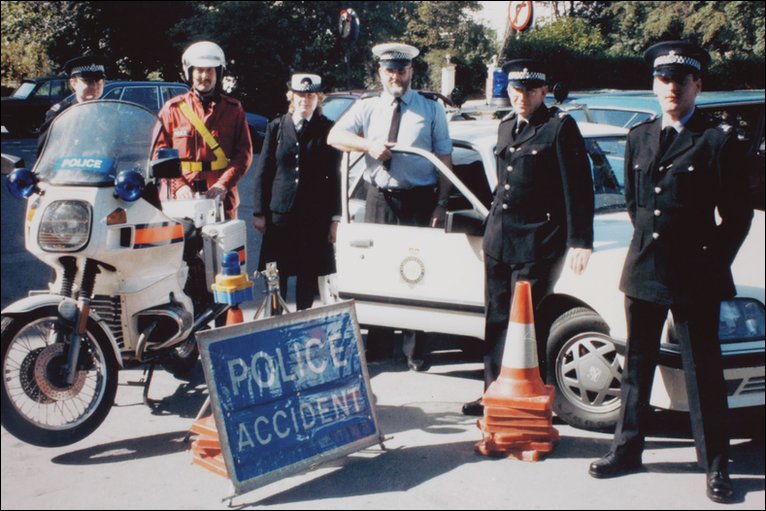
[546,307,622,431]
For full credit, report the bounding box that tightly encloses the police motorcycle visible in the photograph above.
[1,100,247,447]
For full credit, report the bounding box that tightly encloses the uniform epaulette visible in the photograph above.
[558,110,569,119]
[629,117,657,131]
[717,122,733,134]
[500,111,516,123]
[49,103,62,113]
[359,91,381,100]
[167,95,186,105]
[417,91,438,101]
[221,95,241,106]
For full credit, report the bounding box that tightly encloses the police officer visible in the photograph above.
[462,59,594,416]
[328,42,453,371]
[37,55,107,154]
[253,74,340,310]
[588,41,753,505]
[154,41,252,220]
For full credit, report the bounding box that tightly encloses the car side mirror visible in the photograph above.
[151,148,181,179]
[445,209,485,236]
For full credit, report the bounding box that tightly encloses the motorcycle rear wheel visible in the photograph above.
[1,306,119,447]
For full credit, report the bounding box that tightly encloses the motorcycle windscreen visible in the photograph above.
[34,100,159,186]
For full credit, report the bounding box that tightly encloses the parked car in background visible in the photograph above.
[558,89,766,210]
[323,89,456,123]
[334,116,765,432]
[3,79,269,153]
[1,76,69,136]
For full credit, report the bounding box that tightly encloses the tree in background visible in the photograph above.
[404,1,497,96]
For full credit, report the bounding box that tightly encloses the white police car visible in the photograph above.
[334,118,765,431]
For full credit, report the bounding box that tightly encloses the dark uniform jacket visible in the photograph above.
[619,111,753,305]
[37,95,77,156]
[254,113,341,275]
[483,105,594,264]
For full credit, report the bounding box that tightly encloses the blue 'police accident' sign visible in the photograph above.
[197,302,381,495]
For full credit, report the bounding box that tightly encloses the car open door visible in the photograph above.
[335,146,490,338]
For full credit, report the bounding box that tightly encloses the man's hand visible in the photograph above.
[367,141,395,162]
[175,185,193,200]
[206,184,227,200]
[252,215,266,233]
[569,247,592,275]
[430,205,446,228]
[329,222,338,243]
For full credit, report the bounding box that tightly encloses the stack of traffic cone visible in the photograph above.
[189,414,228,477]
[475,281,558,461]
[189,296,246,478]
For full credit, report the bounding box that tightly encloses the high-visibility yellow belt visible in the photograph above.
[177,101,229,173]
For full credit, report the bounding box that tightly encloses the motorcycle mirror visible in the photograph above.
[1,153,26,176]
[151,148,182,180]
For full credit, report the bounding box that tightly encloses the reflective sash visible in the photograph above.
[177,101,230,172]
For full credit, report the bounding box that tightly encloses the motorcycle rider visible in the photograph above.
[37,54,107,155]
[154,41,252,220]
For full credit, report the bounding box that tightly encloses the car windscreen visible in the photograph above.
[34,100,158,186]
[11,82,36,99]
[323,97,356,122]
[585,136,626,211]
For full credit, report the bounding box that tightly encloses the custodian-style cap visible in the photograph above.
[502,59,547,89]
[644,40,710,78]
[64,55,107,79]
[372,42,419,70]
[287,73,323,92]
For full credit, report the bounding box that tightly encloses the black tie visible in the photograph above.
[660,126,677,154]
[384,98,402,170]
[388,98,402,143]
[514,120,527,140]
[296,119,306,135]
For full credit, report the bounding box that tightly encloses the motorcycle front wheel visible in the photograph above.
[1,306,119,447]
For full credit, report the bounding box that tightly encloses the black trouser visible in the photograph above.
[484,253,565,384]
[613,296,729,473]
[279,273,318,311]
[364,184,437,226]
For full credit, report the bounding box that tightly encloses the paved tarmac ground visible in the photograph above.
[1,343,764,510]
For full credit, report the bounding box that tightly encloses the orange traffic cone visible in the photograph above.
[483,281,545,404]
[475,280,558,460]
[226,305,244,325]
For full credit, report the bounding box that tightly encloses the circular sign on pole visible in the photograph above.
[338,8,360,44]
[509,1,534,32]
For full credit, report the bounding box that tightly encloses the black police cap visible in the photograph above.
[64,55,107,79]
[501,59,547,89]
[644,41,710,78]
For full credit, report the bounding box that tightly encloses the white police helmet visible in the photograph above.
[181,41,226,81]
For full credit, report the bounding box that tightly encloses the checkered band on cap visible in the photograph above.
[380,51,411,60]
[507,69,546,81]
[654,53,701,70]
[71,64,105,75]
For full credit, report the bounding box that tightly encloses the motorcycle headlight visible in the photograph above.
[38,200,92,252]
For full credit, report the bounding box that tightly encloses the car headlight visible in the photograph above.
[38,200,92,252]
[719,298,765,341]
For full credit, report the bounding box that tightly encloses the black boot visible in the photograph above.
[461,397,483,416]
[706,471,735,504]
[588,451,643,479]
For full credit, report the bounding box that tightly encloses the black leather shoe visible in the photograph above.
[588,452,643,479]
[707,471,735,504]
[462,397,484,416]
[407,357,430,372]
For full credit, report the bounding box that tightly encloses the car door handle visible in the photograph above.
[349,239,374,248]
